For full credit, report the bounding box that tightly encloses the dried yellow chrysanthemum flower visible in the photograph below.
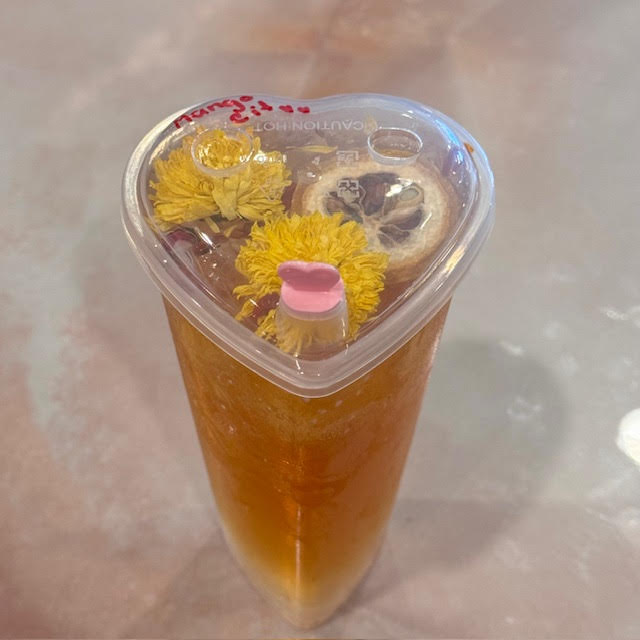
[234,212,388,353]
[149,130,291,231]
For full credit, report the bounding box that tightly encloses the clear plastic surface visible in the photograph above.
[122,93,495,626]
[122,93,494,397]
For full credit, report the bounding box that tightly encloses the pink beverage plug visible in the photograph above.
[276,261,349,354]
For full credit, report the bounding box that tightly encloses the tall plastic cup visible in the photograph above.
[122,94,494,627]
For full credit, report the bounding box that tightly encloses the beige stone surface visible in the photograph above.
[2,0,640,637]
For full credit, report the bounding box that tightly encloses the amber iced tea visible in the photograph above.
[165,299,449,626]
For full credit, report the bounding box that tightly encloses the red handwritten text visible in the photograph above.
[172,96,311,128]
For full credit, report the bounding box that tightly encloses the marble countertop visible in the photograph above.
[2,0,639,637]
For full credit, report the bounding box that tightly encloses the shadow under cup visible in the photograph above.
[164,297,450,628]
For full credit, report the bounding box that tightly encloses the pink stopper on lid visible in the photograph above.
[278,261,345,314]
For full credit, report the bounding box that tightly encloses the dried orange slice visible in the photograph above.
[297,159,452,283]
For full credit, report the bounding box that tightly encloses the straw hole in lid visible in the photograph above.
[367,127,423,166]
[190,128,254,178]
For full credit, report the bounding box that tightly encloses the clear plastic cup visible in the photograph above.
[122,93,494,627]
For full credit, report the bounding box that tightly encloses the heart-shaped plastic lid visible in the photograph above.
[122,93,494,396]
